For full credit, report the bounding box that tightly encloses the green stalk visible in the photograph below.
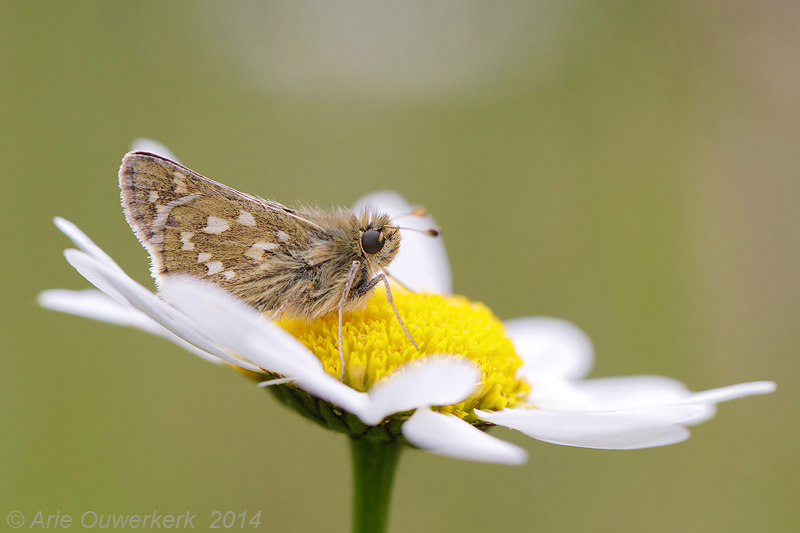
[349,436,403,533]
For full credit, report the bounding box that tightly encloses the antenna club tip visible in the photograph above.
[427,228,440,237]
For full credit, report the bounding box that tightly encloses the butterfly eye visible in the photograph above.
[361,229,385,254]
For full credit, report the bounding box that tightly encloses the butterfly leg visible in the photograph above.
[375,272,419,350]
[350,272,419,350]
[336,261,362,379]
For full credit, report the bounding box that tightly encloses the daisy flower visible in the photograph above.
[38,144,775,532]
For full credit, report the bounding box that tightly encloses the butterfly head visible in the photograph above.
[357,210,400,268]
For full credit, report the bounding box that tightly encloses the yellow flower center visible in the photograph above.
[279,287,530,421]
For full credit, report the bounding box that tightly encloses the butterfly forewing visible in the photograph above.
[120,152,314,302]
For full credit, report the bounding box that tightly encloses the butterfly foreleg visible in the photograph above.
[336,261,362,379]
[370,271,419,350]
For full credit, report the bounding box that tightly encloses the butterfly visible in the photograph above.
[119,151,436,377]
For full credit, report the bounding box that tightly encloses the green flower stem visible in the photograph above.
[349,436,403,533]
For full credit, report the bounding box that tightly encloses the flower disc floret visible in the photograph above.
[279,287,530,420]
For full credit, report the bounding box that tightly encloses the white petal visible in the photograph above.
[54,217,125,273]
[525,375,594,409]
[547,375,692,411]
[681,381,776,406]
[130,138,180,162]
[62,249,140,308]
[644,382,775,427]
[159,275,322,376]
[543,377,775,416]
[351,191,451,295]
[292,373,370,420]
[619,404,718,426]
[504,317,594,380]
[159,276,372,418]
[476,408,690,450]
[38,288,223,364]
[359,357,481,425]
[402,408,527,465]
[64,250,259,372]
[577,375,690,404]
[527,376,716,426]
[476,381,775,449]
[39,288,161,331]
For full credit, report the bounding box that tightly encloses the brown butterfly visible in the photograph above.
[119,151,436,376]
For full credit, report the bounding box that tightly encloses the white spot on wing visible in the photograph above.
[203,216,230,234]
[237,210,257,227]
[206,261,223,275]
[221,270,236,280]
[244,241,279,260]
[277,231,291,242]
[148,191,159,203]
[197,252,212,263]
[180,232,195,251]
[173,171,189,194]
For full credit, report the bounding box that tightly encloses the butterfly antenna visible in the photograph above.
[385,225,440,237]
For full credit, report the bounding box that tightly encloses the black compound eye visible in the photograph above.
[361,229,385,254]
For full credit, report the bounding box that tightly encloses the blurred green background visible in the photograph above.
[2,1,797,531]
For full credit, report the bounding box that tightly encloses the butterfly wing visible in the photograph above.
[119,152,321,312]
